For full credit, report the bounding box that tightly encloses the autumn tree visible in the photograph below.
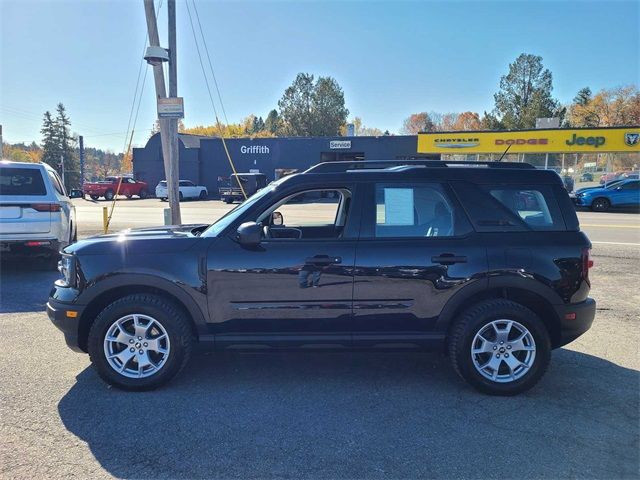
[278,73,349,136]
[480,111,504,130]
[493,53,560,129]
[400,112,435,134]
[567,85,640,127]
[452,111,482,131]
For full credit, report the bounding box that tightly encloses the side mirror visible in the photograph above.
[272,211,283,226]
[236,222,262,247]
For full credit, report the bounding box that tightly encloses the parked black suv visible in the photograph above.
[48,161,595,395]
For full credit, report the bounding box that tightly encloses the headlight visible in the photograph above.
[58,254,77,288]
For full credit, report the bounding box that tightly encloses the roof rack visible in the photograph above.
[304,160,535,174]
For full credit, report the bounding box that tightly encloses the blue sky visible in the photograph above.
[1,0,638,152]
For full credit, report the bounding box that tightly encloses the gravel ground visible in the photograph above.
[0,243,638,479]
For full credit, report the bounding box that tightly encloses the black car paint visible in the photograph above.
[48,166,595,353]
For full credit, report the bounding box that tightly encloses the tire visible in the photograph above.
[90,195,99,201]
[104,190,115,201]
[125,195,132,199]
[160,197,167,202]
[448,299,551,396]
[88,294,194,391]
[224,198,232,204]
[139,189,148,200]
[199,190,207,200]
[179,192,184,202]
[591,197,610,212]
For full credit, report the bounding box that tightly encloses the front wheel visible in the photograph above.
[199,190,207,200]
[88,294,194,391]
[104,190,115,201]
[448,299,551,396]
[591,197,610,212]
[90,194,99,201]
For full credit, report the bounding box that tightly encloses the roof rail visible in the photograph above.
[304,160,535,174]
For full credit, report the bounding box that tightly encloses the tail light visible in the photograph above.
[30,203,61,212]
[581,247,593,282]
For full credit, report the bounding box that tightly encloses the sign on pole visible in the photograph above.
[157,97,184,118]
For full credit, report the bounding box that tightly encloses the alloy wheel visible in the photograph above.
[103,314,171,378]
[471,319,536,383]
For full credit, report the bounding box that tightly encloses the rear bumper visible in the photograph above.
[0,238,60,256]
[47,298,85,352]
[554,298,596,347]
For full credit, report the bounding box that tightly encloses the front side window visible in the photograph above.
[374,183,458,237]
[258,189,351,240]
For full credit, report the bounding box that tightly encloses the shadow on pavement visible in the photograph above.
[58,349,639,479]
[0,258,59,313]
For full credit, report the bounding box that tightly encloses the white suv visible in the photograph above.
[155,180,208,201]
[0,161,77,265]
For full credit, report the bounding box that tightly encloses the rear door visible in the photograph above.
[611,180,639,206]
[0,166,52,235]
[352,181,485,346]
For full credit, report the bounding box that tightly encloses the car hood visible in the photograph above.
[65,224,209,255]
[575,186,605,194]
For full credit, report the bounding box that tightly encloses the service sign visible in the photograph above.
[330,140,352,149]
[157,97,184,118]
[417,127,640,154]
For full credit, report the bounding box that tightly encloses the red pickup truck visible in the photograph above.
[83,176,149,201]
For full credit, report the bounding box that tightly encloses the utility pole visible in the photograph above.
[79,135,85,186]
[167,0,180,224]
[0,125,3,158]
[143,0,181,224]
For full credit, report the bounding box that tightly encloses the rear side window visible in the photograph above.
[451,181,565,231]
[486,187,557,229]
[0,168,47,196]
[47,170,65,196]
[374,183,469,237]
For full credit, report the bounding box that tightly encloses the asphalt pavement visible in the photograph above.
[1,239,639,478]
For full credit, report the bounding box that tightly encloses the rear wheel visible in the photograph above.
[139,189,148,199]
[104,190,115,201]
[591,197,610,212]
[88,294,194,391]
[448,299,551,396]
[90,194,99,201]
[179,192,184,202]
[199,190,207,200]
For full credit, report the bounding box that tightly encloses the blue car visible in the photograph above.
[574,179,640,211]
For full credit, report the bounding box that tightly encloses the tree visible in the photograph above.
[264,109,281,135]
[493,53,560,129]
[567,85,640,127]
[278,73,349,136]
[55,103,80,189]
[480,111,504,130]
[41,111,59,168]
[452,111,482,131]
[400,112,435,134]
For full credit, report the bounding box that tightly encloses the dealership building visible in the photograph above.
[132,133,437,195]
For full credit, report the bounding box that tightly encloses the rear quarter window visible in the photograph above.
[451,181,566,232]
[0,167,47,196]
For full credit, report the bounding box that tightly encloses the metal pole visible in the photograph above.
[0,125,3,158]
[79,135,85,186]
[167,0,181,224]
[143,0,181,224]
[544,153,549,170]
[60,154,66,186]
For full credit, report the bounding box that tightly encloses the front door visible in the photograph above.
[352,181,485,347]
[207,187,359,347]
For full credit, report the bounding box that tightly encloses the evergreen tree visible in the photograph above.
[40,111,59,169]
[264,109,281,135]
[55,103,80,189]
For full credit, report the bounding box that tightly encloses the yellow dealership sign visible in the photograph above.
[417,127,640,154]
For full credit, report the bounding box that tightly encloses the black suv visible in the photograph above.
[48,161,596,395]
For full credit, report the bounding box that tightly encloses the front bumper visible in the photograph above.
[47,298,85,352]
[554,298,596,347]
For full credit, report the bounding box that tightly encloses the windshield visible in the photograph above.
[202,183,277,237]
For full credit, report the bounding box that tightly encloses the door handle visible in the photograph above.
[431,254,467,265]
[305,256,342,265]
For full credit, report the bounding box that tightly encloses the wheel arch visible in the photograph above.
[438,283,563,349]
[77,277,206,352]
